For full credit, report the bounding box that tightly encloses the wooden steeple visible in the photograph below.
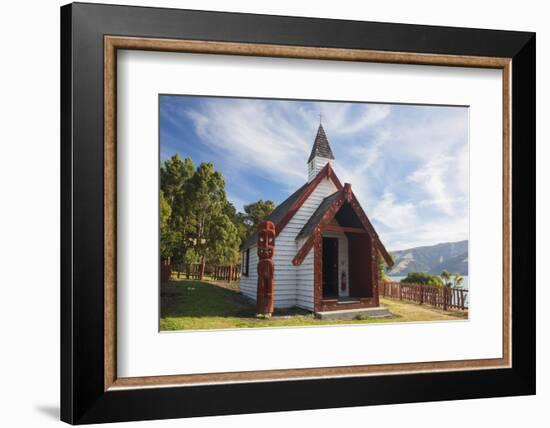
[307,124,335,181]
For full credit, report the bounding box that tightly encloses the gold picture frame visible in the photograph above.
[103,36,512,391]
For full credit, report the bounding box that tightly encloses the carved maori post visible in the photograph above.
[256,221,276,316]
[343,182,353,203]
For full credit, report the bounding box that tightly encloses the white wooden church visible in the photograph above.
[240,124,394,316]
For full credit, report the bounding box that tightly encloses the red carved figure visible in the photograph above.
[257,221,276,316]
[344,182,353,202]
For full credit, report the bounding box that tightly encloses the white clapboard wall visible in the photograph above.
[239,248,258,301]
[240,176,338,309]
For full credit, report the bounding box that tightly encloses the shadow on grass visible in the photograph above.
[161,279,311,319]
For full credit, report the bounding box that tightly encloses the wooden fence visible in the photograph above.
[170,263,204,280]
[212,265,241,282]
[160,259,172,282]
[167,263,241,282]
[183,263,203,280]
[380,281,468,311]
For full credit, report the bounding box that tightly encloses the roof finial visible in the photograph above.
[319,110,323,125]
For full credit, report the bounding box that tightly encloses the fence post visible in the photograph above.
[443,287,448,310]
[198,260,204,280]
[399,283,402,300]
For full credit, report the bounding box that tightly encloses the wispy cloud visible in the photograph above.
[407,156,455,215]
[370,191,417,229]
[334,105,391,135]
[183,99,310,187]
[160,96,469,250]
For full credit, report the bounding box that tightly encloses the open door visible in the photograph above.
[322,237,339,298]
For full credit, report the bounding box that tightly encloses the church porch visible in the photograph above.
[313,199,383,313]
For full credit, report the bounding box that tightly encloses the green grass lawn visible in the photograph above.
[160,279,468,331]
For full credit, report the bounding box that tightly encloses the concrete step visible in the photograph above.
[315,306,391,320]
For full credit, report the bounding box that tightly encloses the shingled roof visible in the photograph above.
[295,191,341,241]
[241,182,309,250]
[307,124,335,163]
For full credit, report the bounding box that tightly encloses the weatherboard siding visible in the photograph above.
[238,176,338,310]
[240,245,258,301]
[308,157,334,182]
[273,177,338,308]
[296,251,314,310]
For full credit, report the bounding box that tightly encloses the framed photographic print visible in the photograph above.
[61,2,535,424]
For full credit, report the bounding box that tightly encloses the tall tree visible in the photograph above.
[185,162,240,268]
[160,154,272,270]
[160,154,195,263]
[224,203,250,246]
[159,191,172,259]
[206,213,241,265]
[160,154,194,206]
[243,200,276,230]
[228,199,277,246]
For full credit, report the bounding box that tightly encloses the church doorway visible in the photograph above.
[322,237,339,298]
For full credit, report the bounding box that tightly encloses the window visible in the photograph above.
[242,248,250,276]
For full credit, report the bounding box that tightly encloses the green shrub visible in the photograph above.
[401,272,443,287]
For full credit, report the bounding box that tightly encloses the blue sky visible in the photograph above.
[160,95,469,251]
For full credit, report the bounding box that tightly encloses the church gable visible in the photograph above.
[283,175,340,243]
[291,184,394,267]
[240,162,342,250]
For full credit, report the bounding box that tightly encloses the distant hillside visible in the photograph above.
[387,240,468,276]
[428,251,468,276]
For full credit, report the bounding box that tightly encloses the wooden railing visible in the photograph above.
[380,281,468,311]
[212,265,241,282]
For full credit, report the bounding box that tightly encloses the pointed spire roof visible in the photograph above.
[307,124,335,163]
